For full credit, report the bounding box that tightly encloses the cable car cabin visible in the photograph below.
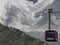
[45,30,58,42]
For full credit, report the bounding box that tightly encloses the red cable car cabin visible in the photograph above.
[45,30,58,42]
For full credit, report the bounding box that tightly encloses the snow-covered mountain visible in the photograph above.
[0,0,55,32]
[0,0,60,45]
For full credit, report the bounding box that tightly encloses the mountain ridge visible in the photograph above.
[0,23,47,45]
